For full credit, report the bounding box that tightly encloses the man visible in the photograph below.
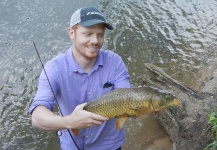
[29,6,131,150]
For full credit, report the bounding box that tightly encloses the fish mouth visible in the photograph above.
[173,98,179,106]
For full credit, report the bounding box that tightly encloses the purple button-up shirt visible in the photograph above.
[29,47,131,150]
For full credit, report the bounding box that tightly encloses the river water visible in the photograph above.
[0,0,217,150]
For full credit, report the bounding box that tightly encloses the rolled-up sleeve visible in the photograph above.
[29,60,59,114]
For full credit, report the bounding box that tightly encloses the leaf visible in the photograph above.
[205,112,217,150]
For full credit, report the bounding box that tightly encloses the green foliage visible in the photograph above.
[204,112,217,150]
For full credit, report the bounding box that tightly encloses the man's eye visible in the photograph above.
[98,34,104,37]
[84,33,91,36]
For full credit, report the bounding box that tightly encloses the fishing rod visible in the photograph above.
[33,41,80,150]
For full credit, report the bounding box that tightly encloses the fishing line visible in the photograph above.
[33,41,80,150]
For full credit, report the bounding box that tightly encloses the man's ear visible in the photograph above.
[68,28,74,40]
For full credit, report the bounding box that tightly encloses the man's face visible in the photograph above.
[69,24,105,60]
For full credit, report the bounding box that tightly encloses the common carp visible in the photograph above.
[72,86,179,135]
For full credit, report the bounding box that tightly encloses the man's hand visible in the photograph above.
[64,103,109,129]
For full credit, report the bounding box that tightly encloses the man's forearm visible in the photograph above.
[31,104,109,131]
[31,106,67,131]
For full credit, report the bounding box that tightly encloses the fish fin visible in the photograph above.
[72,129,79,136]
[136,113,146,119]
[116,117,127,130]
[134,106,153,118]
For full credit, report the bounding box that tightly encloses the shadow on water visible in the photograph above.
[123,116,173,150]
[0,0,217,149]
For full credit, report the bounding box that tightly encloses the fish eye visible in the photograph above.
[166,96,170,100]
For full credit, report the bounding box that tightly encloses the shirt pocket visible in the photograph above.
[96,86,113,98]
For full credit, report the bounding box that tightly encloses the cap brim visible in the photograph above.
[79,19,113,30]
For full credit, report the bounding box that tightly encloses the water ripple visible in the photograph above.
[102,0,217,88]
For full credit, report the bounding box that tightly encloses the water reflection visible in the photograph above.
[0,0,217,149]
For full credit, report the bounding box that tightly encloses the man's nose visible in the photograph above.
[90,35,98,44]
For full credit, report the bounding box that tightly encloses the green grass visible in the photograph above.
[204,112,217,150]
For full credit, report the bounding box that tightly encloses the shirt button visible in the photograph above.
[85,135,89,138]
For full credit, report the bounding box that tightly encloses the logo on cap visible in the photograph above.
[87,11,103,16]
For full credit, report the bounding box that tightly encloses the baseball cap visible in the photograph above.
[70,6,113,30]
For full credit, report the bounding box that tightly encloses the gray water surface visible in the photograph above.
[1,0,217,149]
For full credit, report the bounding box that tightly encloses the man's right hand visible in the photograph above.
[64,103,109,130]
